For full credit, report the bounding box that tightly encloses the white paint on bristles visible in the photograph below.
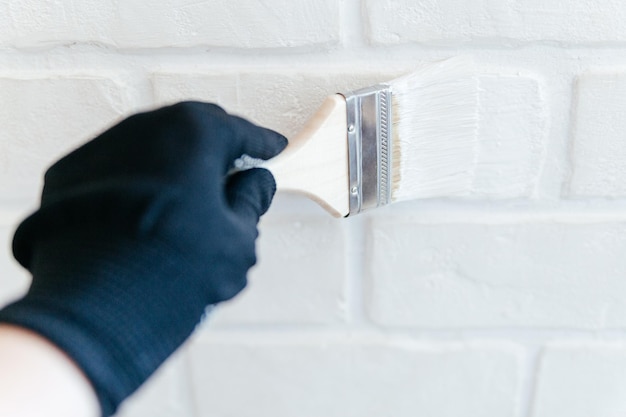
[389,58,479,202]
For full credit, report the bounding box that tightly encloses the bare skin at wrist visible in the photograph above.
[0,324,99,417]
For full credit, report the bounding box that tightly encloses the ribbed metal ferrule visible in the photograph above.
[344,85,392,216]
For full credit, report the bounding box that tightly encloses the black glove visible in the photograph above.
[0,102,287,416]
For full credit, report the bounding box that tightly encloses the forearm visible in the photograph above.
[0,324,99,417]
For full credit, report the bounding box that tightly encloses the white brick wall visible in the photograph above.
[2,1,626,416]
[532,343,626,417]
[1,0,340,48]
[474,74,547,198]
[366,219,626,328]
[365,0,626,46]
[0,75,131,201]
[569,72,626,197]
[211,214,348,325]
[188,337,523,417]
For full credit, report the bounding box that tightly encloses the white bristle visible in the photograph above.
[389,58,479,202]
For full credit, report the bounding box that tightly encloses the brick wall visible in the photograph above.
[2,1,626,416]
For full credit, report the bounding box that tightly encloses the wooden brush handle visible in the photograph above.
[263,94,349,217]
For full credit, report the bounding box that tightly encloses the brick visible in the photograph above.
[0,1,114,48]
[152,71,396,138]
[152,73,239,114]
[365,0,626,45]
[533,343,626,417]
[569,72,626,197]
[0,226,30,308]
[472,75,547,198]
[188,339,521,417]
[1,0,339,49]
[116,348,194,417]
[366,220,626,328]
[209,214,347,325]
[0,76,129,202]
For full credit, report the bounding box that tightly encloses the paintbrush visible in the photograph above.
[236,58,478,217]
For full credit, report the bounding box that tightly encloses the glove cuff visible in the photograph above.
[0,229,207,416]
[0,301,122,416]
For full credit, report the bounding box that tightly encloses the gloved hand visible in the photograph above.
[0,102,287,416]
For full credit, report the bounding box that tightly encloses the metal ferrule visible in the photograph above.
[344,85,392,216]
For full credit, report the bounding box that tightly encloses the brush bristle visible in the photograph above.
[389,58,479,202]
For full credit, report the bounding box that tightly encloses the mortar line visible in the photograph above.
[517,346,542,417]
[9,40,626,56]
[373,200,626,221]
[344,216,368,326]
[561,73,581,198]
[339,0,368,49]
[7,45,626,71]
[201,323,626,337]
[180,344,201,417]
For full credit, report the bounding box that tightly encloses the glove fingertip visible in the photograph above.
[262,130,288,160]
[226,169,276,220]
[228,115,288,161]
[241,128,288,161]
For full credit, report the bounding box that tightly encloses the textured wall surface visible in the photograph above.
[2,0,626,416]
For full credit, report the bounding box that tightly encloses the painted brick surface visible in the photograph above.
[472,75,547,198]
[210,214,347,325]
[0,1,114,48]
[365,0,626,45]
[0,76,129,202]
[188,339,522,417]
[367,219,626,328]
[532,344,626,417]
[1,0,339,49]
[116,348,194,417]
[569,72,626,197]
